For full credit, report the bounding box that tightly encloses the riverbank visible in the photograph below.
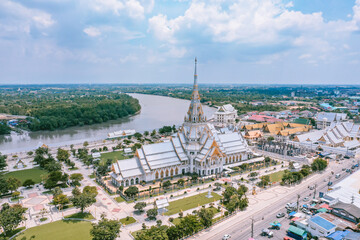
[0,93,217,154]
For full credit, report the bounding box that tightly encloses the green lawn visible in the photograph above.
[64,212,94,220]
[15,220,92,240]
[120,217,136,225]
[267,170,285,183]
[4,168,48,184]
[164,192,222,216]
[100,151,131,165]
[115,196,125,203]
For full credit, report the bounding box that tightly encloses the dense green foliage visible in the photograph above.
[0,152,7,170]
[311,158,328,171]
[0,121,11,135]
[0,203,27,236]
[90,215,121,240]
[0,87,140,131]
[221,185,248,213]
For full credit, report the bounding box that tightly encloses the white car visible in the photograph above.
[222,234,231,240]
[303,197,309,202]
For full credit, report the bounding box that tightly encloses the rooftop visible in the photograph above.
[310,216,336,230]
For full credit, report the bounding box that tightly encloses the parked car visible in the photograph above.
[346,169,350,173]
[261,229,274,238]
[328,181,333,186]
[335,174,341,179]
[303,197,309,202]
[309,186,315,190]
[222,234,231,240]
[276,213,285,218]
[342,168,346,171]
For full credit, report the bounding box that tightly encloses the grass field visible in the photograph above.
[100,151,131,165]
[64,212,94,220]
[120,217,136,225]
[267,170,285,183]
[15,220,92,240]
[4,168,48,184]
[165,192,222,216]
[115,196,125,203]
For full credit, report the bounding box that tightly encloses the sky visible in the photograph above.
[0,0,360,85]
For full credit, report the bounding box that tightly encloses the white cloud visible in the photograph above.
[299,54,312,59]
[83,27,101,37]
[148,0,359,46]
[89,0,145,19]
[0,0,55,31]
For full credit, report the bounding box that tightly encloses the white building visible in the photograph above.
[110,59,252,187]
[316,112,347,129]
[214,104,237,124]
[308,215,336,237]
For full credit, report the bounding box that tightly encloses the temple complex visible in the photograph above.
[110,59,252,187]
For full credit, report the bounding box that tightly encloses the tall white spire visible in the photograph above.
[185,58,205,123]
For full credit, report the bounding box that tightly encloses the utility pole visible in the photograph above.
[297,194,301,211]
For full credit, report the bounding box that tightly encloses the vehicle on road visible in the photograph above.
[303,197,309,202]
[276,212,285,218]
[222,234,231,240]
[342,168,346,171]
[335,174,341,179]
[346,169,350,173]
[261,229,274,238]
[328,181,333,186]
[309,186,315,190]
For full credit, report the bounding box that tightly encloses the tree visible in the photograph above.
[53,187,63,198]
[23,179,35,188]
[311,158,328,172]
[83,141,89,147]
[0,153,7,170]
[83,186,98,196]
[177,178,185,187]
[135,225,169,240]
[0,180,9,195]
[90,214,121,240]
[289,161,295,170]
[124,186,139,198]
[57,148,70,162]
[267,136,274,142]
[70,173,84,186]
[144,131,149,136]
[12,191,20,200]
[151,130,156,136]
[258,175,270,187]
[6,177,21,193]
[0,203,27,236]
[198,208,215,228]
[146,208,158,220]
[134,132,142,138]
[178,215,203,236]
[134,202,146,212]
[166,226,183,240]
[162,180,171,189]
[71,192,96,213]
[53,194,69,210]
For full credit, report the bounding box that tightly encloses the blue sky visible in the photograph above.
[0,0,360,85]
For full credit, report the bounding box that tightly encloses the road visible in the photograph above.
[194,159,356,240]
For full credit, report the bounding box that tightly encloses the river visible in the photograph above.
[0,94,216,154]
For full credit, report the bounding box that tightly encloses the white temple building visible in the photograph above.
[110,59,252,187]
[213,104,237,124]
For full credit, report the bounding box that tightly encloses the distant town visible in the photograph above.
[0,63,359,240]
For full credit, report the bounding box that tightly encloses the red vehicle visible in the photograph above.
[283,237,295,240]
